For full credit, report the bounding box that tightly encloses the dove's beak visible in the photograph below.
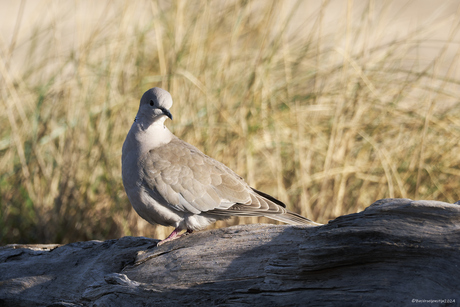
[160,107,173,120]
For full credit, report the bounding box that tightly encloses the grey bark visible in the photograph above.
[1,198,459,306]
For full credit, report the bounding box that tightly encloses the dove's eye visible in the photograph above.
[149,100,154,106]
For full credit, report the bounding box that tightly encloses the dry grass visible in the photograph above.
[1,0,460,244]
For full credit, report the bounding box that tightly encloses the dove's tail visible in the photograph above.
[264,210,322,226]
[251,188,322,226]
[209,188,322,226]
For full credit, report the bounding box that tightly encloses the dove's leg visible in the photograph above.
[157,228,193,246]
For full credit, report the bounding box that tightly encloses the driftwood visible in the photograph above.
[1,198,459,306]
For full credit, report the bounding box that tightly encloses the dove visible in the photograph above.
[122,87,319,245]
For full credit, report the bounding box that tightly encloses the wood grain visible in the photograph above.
[1,198,459,306]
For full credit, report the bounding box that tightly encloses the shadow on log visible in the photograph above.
[1,198,459,306]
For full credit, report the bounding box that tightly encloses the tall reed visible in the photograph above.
[1,0,459,244]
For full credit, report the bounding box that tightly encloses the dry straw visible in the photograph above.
[1,0,459,244]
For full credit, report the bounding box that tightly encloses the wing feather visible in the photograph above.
[140,136,315,225]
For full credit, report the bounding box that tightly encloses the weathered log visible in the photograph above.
[1,198,459,306]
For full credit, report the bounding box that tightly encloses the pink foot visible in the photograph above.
[157,228,193,246]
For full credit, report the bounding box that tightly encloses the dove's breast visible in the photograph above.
[122,127,183,228]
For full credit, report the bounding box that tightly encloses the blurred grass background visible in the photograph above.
[1,0,460,244]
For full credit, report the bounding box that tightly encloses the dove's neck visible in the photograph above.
[127,119,174,152]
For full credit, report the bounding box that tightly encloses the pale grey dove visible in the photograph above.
[122,87,320,245]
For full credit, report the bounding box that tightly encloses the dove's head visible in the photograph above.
[135,87,173,125]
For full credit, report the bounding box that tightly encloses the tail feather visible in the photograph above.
[251,188,321,226]
[209,187,322,226]
[209,209,322,226]
[251,188,287,208]
[264,211,322,226]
